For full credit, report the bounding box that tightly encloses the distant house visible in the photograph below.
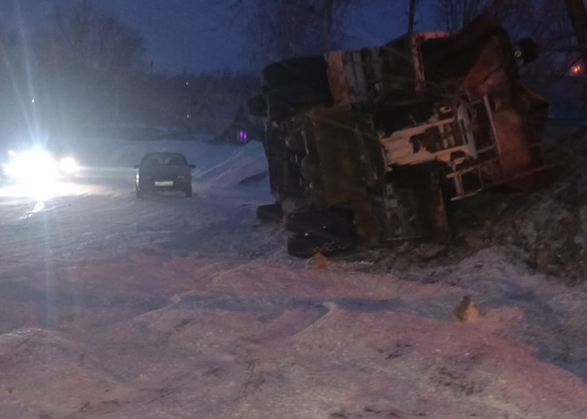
[213,102,265,145]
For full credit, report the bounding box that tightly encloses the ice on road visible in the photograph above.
[1,140,587,419]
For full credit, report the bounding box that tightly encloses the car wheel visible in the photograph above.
[256,204,283,223]
[136,187,145,199]
[287,231,357,258]
[185,184,193,198]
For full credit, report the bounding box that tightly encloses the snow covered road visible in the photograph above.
[0,140,278,263]
[2,140,587,419]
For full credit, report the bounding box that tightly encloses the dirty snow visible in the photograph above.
[1,138,587,419]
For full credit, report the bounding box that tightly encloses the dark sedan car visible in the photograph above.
[134,152,195,198]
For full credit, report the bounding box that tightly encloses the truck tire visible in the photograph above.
[285,207,355,235]
[266,82,333,122]
[263,56,329,91]
[257,204,283,223]
[287,231,357,258]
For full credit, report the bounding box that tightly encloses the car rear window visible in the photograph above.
[142,154,187,166]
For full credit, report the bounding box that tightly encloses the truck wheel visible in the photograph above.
[285,207,355,235]
[263,56,329,91]
[287,231,357,258]
[256,204,283,223]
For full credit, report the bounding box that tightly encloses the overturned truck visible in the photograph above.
[252,15,549,258]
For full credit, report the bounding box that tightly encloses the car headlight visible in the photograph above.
[3,148,57,183]
[59,157,79,175]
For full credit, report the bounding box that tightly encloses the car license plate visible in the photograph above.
[155,181,174,187]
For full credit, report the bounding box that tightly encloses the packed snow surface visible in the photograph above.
[1,139,587,419]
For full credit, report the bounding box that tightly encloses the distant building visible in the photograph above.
[213,102,265,145]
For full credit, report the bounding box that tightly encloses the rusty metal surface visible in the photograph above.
[325,51,351,105]
[304,106,368,207]
[447,143,552,201]
[257,13,549,248]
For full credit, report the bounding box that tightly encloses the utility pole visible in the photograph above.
[115,75,120,139]
[115,76,120,122]
[408,0,417,34]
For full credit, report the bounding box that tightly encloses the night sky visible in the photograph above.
[0,0,436,74]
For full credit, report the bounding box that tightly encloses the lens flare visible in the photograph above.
[59,157,79,175]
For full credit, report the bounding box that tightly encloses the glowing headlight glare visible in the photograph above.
[3,149,57,183]
[59,157,79,175]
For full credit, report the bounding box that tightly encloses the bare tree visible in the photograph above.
[248,0,369,62]
[564,0,587,77]
[437,0,531,32]
[434,0,582,80]
[51,0,144,73]
[408,0,418,34]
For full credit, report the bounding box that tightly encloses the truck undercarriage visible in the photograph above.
[252,14,549,258]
